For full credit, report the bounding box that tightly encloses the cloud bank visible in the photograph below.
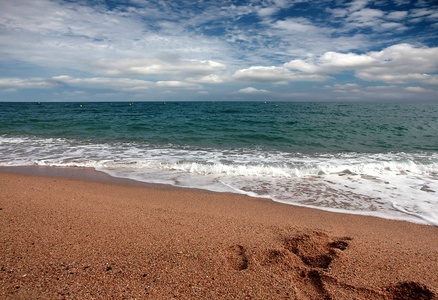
[0,0,437,101]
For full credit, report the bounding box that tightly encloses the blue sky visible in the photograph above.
[0,0,437,102]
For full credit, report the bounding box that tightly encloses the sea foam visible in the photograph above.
[1,135,437,226]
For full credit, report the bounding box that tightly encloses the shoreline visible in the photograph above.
[0,166,189,191]
[1,165,434,226]
[1,169,437,299]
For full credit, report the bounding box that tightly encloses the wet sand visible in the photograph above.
[0,169,437,299]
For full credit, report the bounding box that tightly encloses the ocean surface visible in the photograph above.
[1,101,437,225]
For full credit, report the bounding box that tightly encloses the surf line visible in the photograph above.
[391,201,438,227]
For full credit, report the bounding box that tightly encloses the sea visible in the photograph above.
[1,101,437,226]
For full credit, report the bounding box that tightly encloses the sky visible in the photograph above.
[0,0,438,102]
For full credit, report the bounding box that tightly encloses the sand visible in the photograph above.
[0,169,437,299]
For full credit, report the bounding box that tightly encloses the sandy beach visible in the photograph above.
[1,169,437,299]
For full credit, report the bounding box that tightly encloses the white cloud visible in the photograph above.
[285,43,438,85]
[386,11,408,20]
[272,18,321,33]
[358,44,438,84]
[93,57,226,77]
[319,52,376,68]
[348,0,371,12]
[330,83,362,93]
[378,22,407,31]
[327,8,349,18]
[233,66,329,83]
[324,83,438,101]
[284,60,322,73]
[0,0,437,102]
[265,15,370,58]
[285,51,376,74]
[0,0,232,76]
[358,73,438,85]
[410,8,436,18]
[0,0,144,42]
[346,8,385,28]
[258,7,280,17]
[156,81,202,89]
[233,66,288,83]
[0,77,58,91]
[0,0,405,86]
[328,1,418,33]
[404,86,434,93]
[187,74,227,84]
[236,87,271,94]
[52,75,203,91]
[52,75,153,91]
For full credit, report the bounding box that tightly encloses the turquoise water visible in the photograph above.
[1,102,437,153]
[1,102,437,225]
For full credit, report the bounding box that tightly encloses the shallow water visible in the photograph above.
[1,101,437,225]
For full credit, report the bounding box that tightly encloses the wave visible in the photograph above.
[1,135,437,180]
[90,158,437,181]
[1,135,437,226]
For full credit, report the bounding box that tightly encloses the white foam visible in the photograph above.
[1,135,437,226]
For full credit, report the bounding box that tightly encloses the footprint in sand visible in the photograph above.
[223,245,249,271]
[250,229,436,300]
[282,231,351,269]
[387,281,435,300]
